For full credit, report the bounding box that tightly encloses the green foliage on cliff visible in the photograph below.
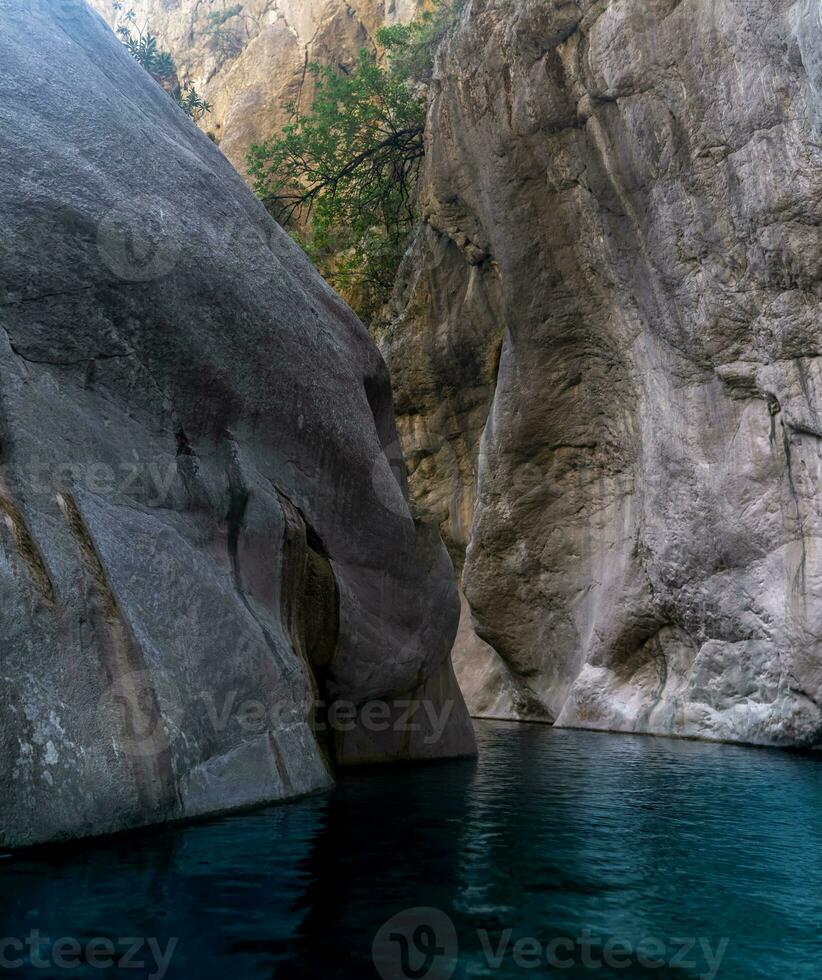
[377,1,462,86]
[112,3,212,120]
[203,5,245,61]
[206,4,244,28]
[247,1,462,324]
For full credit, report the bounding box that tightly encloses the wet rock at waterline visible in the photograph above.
[0,0,474,850]
[383,0,822,746]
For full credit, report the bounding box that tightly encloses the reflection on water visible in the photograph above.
[2,721,822,978]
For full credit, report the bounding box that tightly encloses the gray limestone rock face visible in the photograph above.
[0,0,473,850]
[384,0,822,746]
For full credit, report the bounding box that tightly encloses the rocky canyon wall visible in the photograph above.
[78,0,822,749]
[383,0,822,747]
[0,0,473,850]
[86,0,420,174]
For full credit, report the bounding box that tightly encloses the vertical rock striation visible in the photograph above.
[383,0,822,746]
[0,0,473,850]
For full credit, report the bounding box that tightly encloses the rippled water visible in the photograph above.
[2,721,822,979]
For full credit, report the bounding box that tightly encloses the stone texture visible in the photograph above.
[384,0,822,746]
[86,0,420,175]
[0,0,473,850]
[380,224,553,722]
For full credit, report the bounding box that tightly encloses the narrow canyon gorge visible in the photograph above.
[106,0,822,748]
[2,0,822,850]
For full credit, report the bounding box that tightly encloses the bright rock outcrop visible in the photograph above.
[383,0,822,746]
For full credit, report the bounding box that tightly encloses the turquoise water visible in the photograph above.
[2,720,822,978]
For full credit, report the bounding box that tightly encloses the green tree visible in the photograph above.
[112,3,212,121]
[203,5,245,61]
[247,1,461,324]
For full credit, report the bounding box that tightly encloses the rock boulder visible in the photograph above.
[0,0,473,850]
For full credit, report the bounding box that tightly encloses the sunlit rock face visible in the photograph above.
[383,0,822,745]
[0,0,473,850]
[86,0,421,174]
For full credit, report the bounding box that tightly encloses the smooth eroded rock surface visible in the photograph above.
[384,0,822,746]
[0,0,473,850]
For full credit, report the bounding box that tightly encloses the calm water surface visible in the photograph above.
[2,720,822,979]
